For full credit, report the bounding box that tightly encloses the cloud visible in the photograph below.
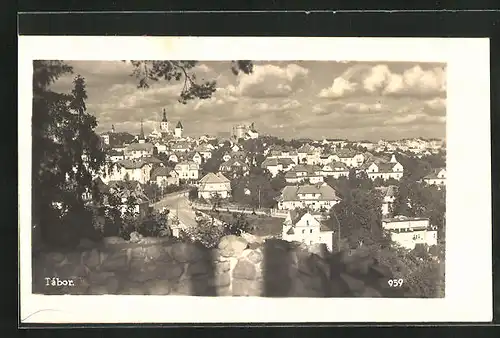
[318,77,357,99]
[232,63,309,98]
[318,63,446,99]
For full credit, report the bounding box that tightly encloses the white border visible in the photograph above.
[18,36,492,323]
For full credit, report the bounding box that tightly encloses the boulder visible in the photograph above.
[81,249,101,269]
[246,249,263,264]
[218,235,248,257]
[99,250,129,271]
[233,259,257,280]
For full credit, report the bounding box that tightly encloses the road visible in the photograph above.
[151,191,198,228]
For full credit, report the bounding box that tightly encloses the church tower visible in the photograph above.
[139,119,145,144]
[160,108,169,133]
[175,121,184,138]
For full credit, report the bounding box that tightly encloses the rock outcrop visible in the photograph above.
[32,236,406,297]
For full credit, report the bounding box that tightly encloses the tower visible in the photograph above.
[111,124,115,133]
[160,108,169,133]
[175,121,183,138]
[139,119,145,143]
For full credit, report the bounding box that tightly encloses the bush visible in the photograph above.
[180,219,226,248]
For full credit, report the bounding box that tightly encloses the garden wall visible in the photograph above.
[32,234,406,297]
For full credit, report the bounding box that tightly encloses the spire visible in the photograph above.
[140,119,145,139]
[176,121,184,129]
[162,108,168,122]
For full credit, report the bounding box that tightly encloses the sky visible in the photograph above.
[49,60,446,141]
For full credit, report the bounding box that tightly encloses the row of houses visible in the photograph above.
[281,210,438,251]
[262,153,406,182]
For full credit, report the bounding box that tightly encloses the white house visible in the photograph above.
[168,153,180,163]
[261,157,295,177]
[170,141,191,153]
[194,144,213,160]
[277,183,341,211]
[321,161,349,179]
[107,150,125,163]
[101,159,153,184]
[154,142,168,154]
[284,164,324,184]
[423,168,446,186]
[282,210,334,251]
[364,155,404,180]
[150,166,179,187]
[175,161,200,181]
[330,149,365,168]
[190,152,203,165]
[267,149,300,165]
[382,215,438,250]
[197,172,232,200]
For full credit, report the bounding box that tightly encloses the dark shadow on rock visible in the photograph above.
[262,239,294,297]
[183,242,217,296]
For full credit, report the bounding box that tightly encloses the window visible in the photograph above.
[302,229,305,234]
[310,229,313,234]
[306,220,309,226]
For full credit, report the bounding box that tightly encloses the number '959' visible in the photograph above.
[388,279,404,287]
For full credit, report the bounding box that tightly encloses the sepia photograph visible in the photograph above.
[19,36,491,323]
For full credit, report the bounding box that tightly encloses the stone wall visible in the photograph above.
[32,235,407,297]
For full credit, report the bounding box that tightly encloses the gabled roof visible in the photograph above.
[334,148,357,158]
[323,161,349,171]
[116,159,152,169]
[150,166,175,180]
[424,167,446,179]
[375,185,398,198]
[199,172,230,184]
[281,183,341,202]
[176,121,184,129]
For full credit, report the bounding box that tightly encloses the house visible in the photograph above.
[231,144,241,152]
[423,168,446,187]
[168,153,180,163]
[150,166,179,187]
[277,183,341,211]
[107,180,150,218]
[363,154,404,180]
[190,152,203,165]
[194,144,213,160]
[261,157,295,177]
[124,142,155,159]
[197,172,232,200]
[382,215,438,250]
[375,185,398,216]
[284,164,324,184]
[174,161,200,181]
[321,161,350,179]
[220,158,250,177]
[267,148,300,164]
[170,141,191,153]
[107,149,125,162]
[297,144,315,163]
[330,149,365,168]
[282,210,335,251]
[154,142,168,154]
[101,159,154,184]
